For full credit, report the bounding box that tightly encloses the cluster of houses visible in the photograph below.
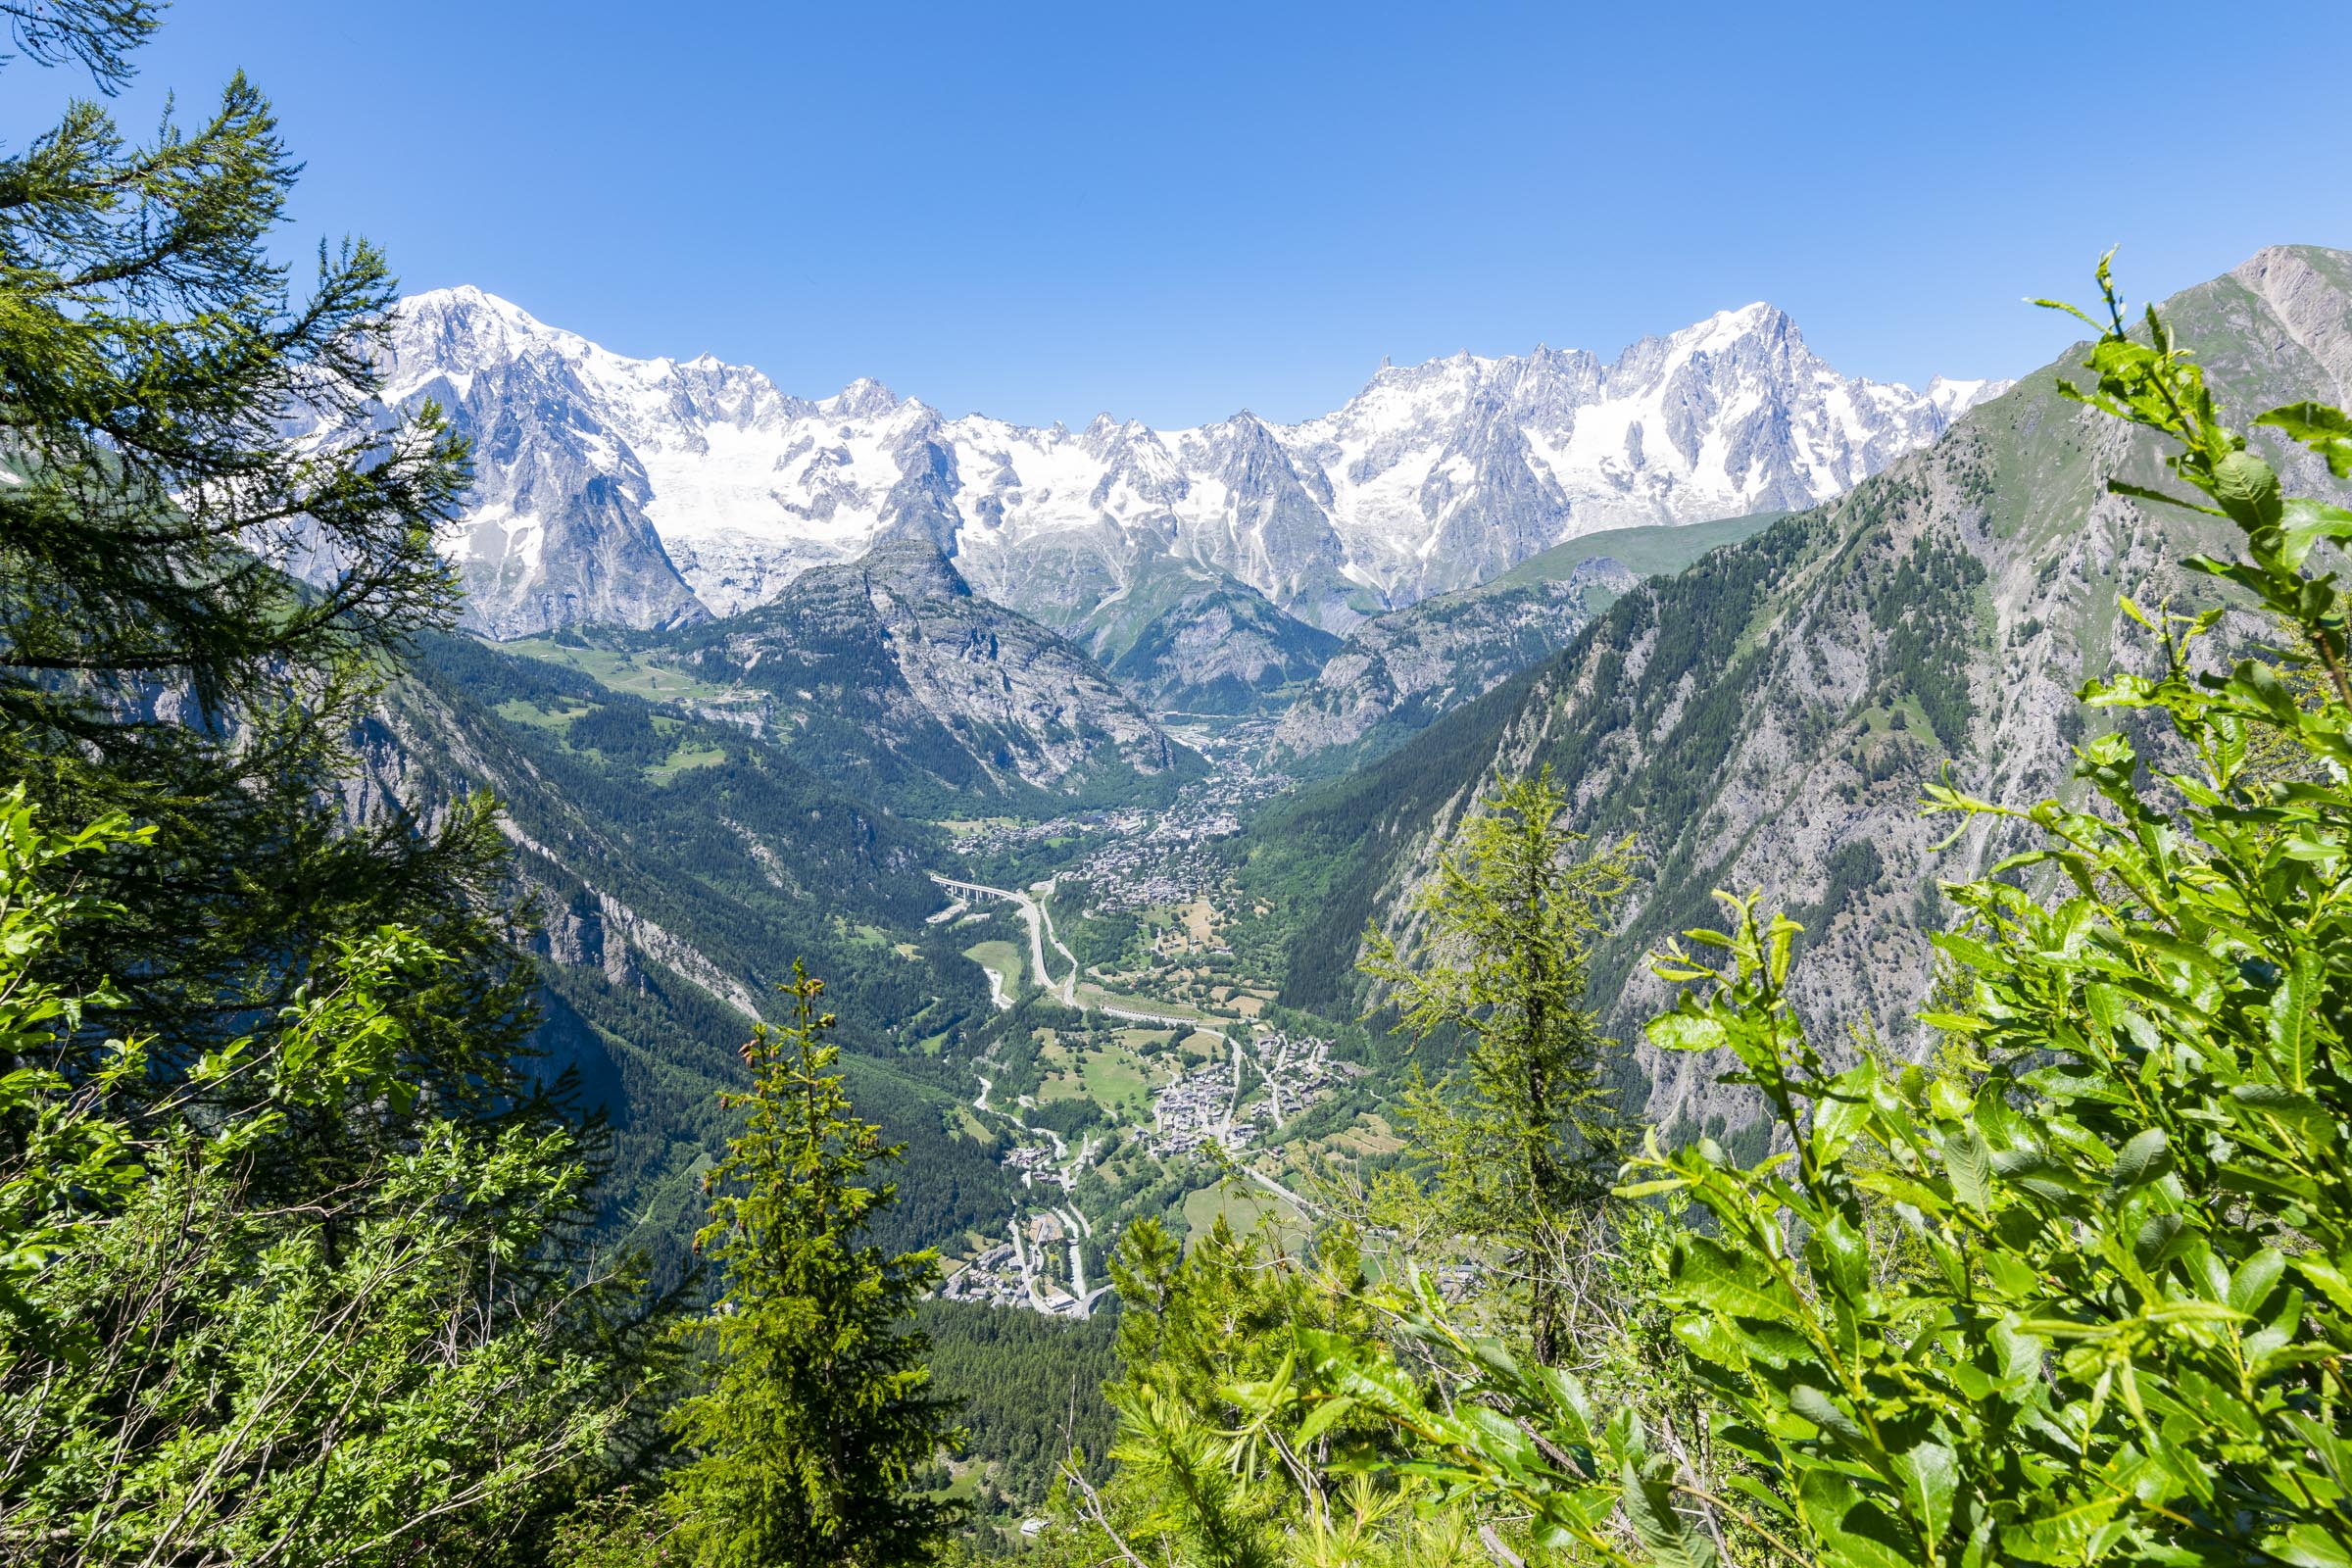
[1146,1058,1243,1156]
[1143,1028,1354,1157]
[1001,1142,1072,1193]
[938,1243,1030,1308]
[947,814,1092,858]
[939,1211,1101,1318]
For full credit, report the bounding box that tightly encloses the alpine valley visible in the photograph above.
[313,245,2349,1511]
[327,278,2007,1269]
[32,2,2352,1556]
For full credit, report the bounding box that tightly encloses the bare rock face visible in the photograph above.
[367,287,2006,638]
[322,288,719,637]
[1270,557,1640,770]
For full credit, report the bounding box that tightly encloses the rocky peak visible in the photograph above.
[821,376,903,419]
[855,536,973,602]
[372,284,2016,638]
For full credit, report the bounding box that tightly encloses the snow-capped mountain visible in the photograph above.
[376,286,2009,639]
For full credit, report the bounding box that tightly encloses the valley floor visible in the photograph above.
[931,719,1382,1317]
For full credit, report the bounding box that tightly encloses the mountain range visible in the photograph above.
[371,287,2008,643]
[1241,243,2352,1144]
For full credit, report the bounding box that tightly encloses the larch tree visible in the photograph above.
[1360,768,1633,1366]
[0,7,656,1562]
[0,0,528,1130]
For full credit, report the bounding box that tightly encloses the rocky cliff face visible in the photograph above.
[1248,245,2352,1139]
[345,631,1010,1272]
[368,287,2008,637]
[651,539,1188,807]
[332,289,727,637]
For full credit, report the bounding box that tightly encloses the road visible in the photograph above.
[1031,883,1080,1004]
[967,1051,1110,1315]
[935,870,1289,1320]
[931,873,1077,1004]
[1236,1161,1316,1216]
[1098,1002,1222,1035]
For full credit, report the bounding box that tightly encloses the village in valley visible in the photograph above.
[936,1016,1364,1318]
[930,725,1389,1318]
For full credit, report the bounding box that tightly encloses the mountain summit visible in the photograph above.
[379,287,2009,640]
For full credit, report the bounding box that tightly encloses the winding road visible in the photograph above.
[931,873,1078,1004]
[962,1042,1105,1316]
[936,871,1290,1318]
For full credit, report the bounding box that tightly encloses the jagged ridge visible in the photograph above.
[1236,244,2352,1139]
[371,286,2009,638]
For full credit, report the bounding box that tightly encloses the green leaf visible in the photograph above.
[2134,1212,2192,1272]
[2227,1082,2336,1144]
[1670,1235,1804,1323]
[2296,1255,2352,1321]
[2258,401,2352,479]
[2108,1128,2171,1192]
[2171,1368,2264,1442]
[2107,476,2226,517]
[2230,1250,2287,1315]
[2267,946,2321,1090]
[2278,497,2352,571]
[1810,1213,1871,1305]
[1614,1177,1691,1200]
[2269,1521,2352,1568]
[1673,1316,1747,1372]
[1647,1011,1727,1054]
[1618,1457,1716,1568]
[1944,1123,1993,1217]
[1814,1061,1877,1159]
[1789,1385,1874,1457]
[1897,1440,1959,1551]
[1719,1472,1796,1527]
[1295,1395,1355,1445]
[1795,1471,1919,1568]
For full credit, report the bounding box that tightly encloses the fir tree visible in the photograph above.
[667,965,962,1568]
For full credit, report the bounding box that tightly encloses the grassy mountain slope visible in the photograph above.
[1487,510,1788,590]
[1236,245,2352,1140]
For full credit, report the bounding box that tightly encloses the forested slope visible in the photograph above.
[361,632,1013,1271]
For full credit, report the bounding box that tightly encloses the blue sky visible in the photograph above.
[18,1,2352,426]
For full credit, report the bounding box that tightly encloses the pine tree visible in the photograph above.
[666,966,962,1568]
[1360,768,1632,1365]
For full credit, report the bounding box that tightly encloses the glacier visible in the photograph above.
[374,285,2011,639]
